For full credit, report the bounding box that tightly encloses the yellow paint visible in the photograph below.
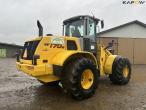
[81,69,94,89]
[20,59,32,65]
[123,66,129,77]
[52,51,97,66]
[98,46,107,75]
[33,36,97,66]
[16,62,52,76]
[16,36,98,83]
[16,62,59,82]
[104,55,117,74]
[16,35,122,83]
[36,75,59,83]
[97,45,117,75]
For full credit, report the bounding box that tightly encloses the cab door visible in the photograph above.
[83,17,97,55]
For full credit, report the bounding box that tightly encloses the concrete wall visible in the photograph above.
[0,44,22,58]
[97,23,146,38]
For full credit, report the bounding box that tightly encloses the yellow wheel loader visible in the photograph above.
[16,15,131,100]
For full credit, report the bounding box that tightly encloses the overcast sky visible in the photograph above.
[0,0,146,45]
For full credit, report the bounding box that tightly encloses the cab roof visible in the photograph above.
[63,15,100,25]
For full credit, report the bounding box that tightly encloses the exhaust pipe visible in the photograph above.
[37,20,43,37]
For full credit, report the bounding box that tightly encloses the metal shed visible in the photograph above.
[0,42,23,58]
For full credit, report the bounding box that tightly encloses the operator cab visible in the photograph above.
[63,15,101,38]
[63,15,104,55]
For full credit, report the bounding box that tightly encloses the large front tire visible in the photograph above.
[109,56,131,85]
[61,58,99,100]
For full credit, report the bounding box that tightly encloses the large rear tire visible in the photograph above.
[109,56,131,85]
[61,58,99,100]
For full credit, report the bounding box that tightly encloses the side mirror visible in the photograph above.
[101,20,104,29]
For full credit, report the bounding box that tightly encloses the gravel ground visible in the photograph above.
[0,58,146,110]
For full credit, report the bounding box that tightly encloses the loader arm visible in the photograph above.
[98,45,117,76]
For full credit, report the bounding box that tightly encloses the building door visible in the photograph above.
[134,38,146,64]
[118,38,134,64]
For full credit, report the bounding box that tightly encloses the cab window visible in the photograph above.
[88,19,96,37]
[65,19,84,37]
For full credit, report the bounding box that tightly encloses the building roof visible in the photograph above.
[0,42,23,48]
[97,20,146,35]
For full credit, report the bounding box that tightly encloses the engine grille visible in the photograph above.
[21,40,40,60]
